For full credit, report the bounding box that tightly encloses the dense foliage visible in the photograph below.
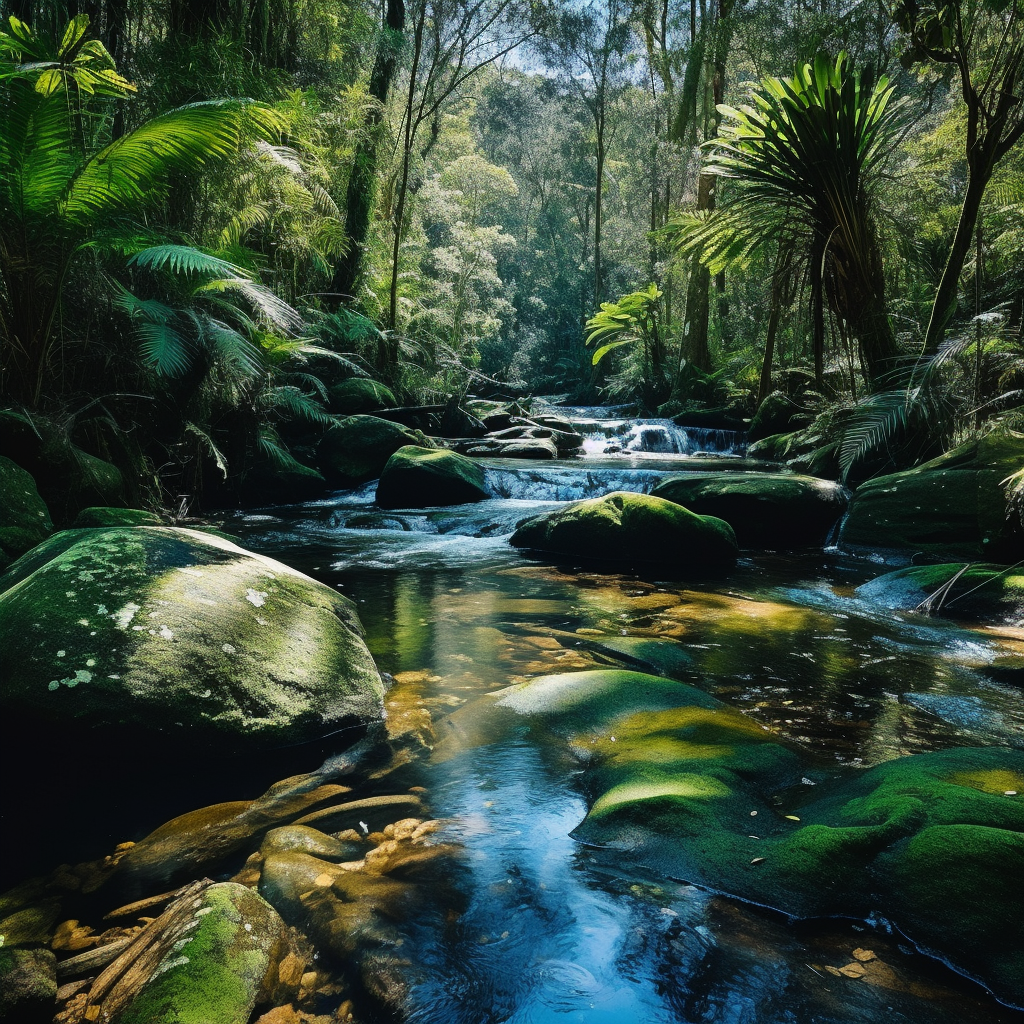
[1,0,1023,510]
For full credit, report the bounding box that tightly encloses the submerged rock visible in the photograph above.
[509,491,738,572]
[376,446,488,509]
[0,456,52,570]
[463,669,1024,1008]
[651,472,847,548]
[839,431,1024,560]
[0,527,384,749]
[317,415,435,488]
[118,883,287,1024]
[857,563,1024,621]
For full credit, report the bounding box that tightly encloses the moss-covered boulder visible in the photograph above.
[376,446,488,509]
[0,527,384,749]
[509,491,738,572]
[748,390,803,442]
[650,472,847,548]
[71,506,162,528]
[327,378,396,415]
[119,883,287,1024]
[839,431,1024,559]
[317,415,435,488]
[0,948,56,1024]
[479,669,1024,1007]
[856,562,1024,621]
[0,456,52,570]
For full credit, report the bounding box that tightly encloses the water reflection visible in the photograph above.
[215,491,1024,1022]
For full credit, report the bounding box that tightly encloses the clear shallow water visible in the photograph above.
[218,456,1024,1024]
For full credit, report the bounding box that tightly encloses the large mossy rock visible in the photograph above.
[839,431,1024,559]
[856,562,1024,621]
[327,378,397,415]
[0,456,52,570]
[475,669,1024,1007]
[748,390,803,442]
[71,506,162,528]
[509,491,738,572]
[376,445,488,509]
[0,527,384,749]
[651,472,846,548]
[119,883,287,1024]
[317,415,435,488]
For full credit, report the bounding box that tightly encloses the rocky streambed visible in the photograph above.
[4,412,1024,1024]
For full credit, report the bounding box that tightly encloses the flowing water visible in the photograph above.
[13,412,1024,1023]
[212,428,1024,1024]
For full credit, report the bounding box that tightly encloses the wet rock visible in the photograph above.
[327,379,396,416]
[0,456,52,570]
[376,446,488,509]
[238,455,327,505]
[0,527,384,750]
[839,431,1024,560]
[459,437,558,460]
[509,491,738,573]
[0,948,57,1023]
[71,507,162,528]
[317,415,435,488]
[651,472,847,548]
[117,883,287,1024]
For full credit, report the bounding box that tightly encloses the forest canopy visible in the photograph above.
[1,0,1023,509]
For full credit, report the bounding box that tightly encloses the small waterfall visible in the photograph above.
[569,416,745,457]
[484,464,667,501]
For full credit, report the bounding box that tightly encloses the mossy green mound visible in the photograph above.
[317,415,435,488]
[0,527,384,749]
[119,883,286,1024]
[0,457,52,570]
[0,948,56,1024]
[651,472,846,548]
[478,669,1024,1006]
[840,431,1024,559]
[509,491,738,572]
[71,506,162,528]
[328,378,396,415]
[748,390,803,441]
[376,445,488,509]
[857,562,1024,620]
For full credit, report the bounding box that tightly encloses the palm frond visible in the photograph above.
[129,244,247,278]
[185,422,228,479]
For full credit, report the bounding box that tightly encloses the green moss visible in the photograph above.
[857,562,1024,620]
[328,378,396,415]
[650,472,846,548]
[510,491,738,572]
[376,445,488,509]
[71,507,162,528]
[0,527,384,749]
[317,415,435,487]
[0,457,52,569]
[120,883,284,1024]
[840,431,1024,559]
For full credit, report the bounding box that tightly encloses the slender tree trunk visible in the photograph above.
[679,171,714,373]
[758,295,782,406]
[594,130,605,312]
[923,160,990,353]
[811,245,825,389]
[329,0,405,302]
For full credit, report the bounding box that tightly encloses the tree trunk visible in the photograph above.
[679,170,714,373]
[758,294,781,406]
[329,0,405,302]
[923,160,990,354]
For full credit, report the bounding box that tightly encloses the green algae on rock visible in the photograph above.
[317,415,435,488]
[509,491,738,572]
[0,948,56,1024]
[118,883,287,1024]
[856,563,1024,620]
[651,472,847,548]
[0,527,384,749]
[0,457,52,570]
[839,431,1024,560]
[376,446,488,509]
